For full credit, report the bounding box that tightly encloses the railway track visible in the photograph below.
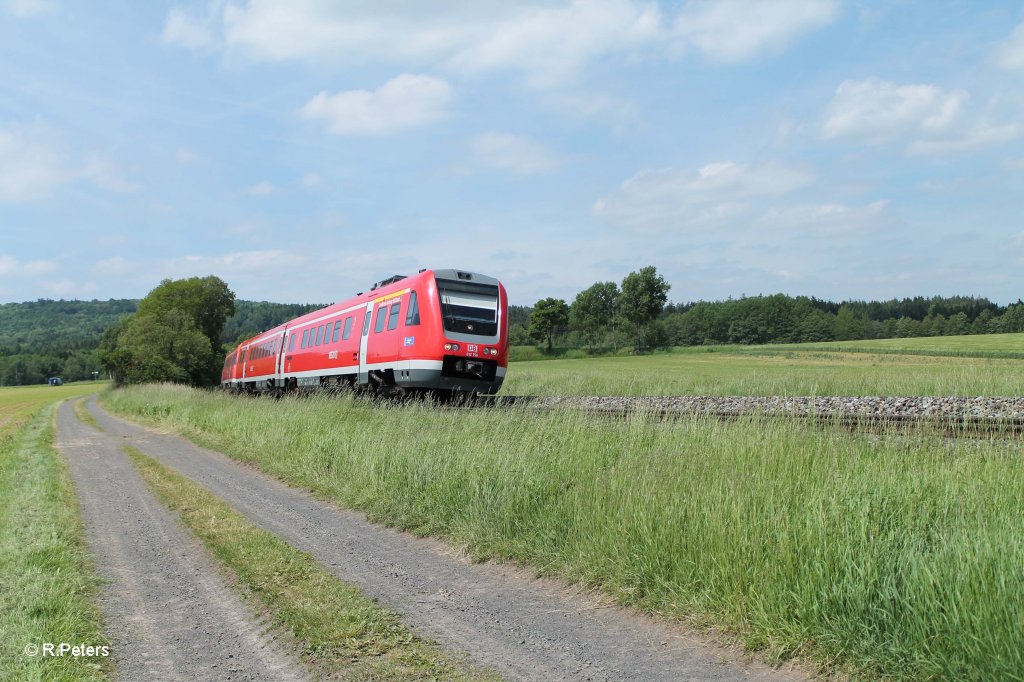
[471,394,1024,437]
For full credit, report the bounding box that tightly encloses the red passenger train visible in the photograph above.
[221,269,508,396]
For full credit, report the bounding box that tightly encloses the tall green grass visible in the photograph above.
[0,405,110,681]
[106,385,1024,680]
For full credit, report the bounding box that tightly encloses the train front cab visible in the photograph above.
[398,269,508,395]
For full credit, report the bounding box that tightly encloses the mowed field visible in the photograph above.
[758,331,1024,357]
[504,333,1024,396]
[0,381,105,436]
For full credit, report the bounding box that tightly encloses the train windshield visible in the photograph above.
[436,280,499,336]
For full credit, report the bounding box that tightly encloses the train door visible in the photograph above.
[276,331,287,385]
[358,302,373,384]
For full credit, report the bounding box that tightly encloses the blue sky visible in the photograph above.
[2,1,1023,306]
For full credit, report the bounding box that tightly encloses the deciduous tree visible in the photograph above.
[528,298,569,351]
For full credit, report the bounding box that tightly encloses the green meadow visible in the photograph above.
[503,344,1024,396]
[106,383,1024,680]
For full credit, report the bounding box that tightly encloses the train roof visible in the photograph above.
[231,268,500,352]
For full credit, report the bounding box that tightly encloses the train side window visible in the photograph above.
[342,316,353,340]
[362,310,371,335]
[387,302,401,330]
[332,320,341,343]
[288,335,295,352]
[301,329,309,348]
[405,291,420,325]
[316,325,325,346]
[374,307,387,333]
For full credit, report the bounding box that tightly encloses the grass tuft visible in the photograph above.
[73,398,102,432]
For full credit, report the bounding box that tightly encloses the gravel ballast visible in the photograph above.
[518,395,1024,422]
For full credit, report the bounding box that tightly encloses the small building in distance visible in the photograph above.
[48,377,63,386]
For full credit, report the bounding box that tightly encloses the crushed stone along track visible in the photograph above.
[481,395,1024,433]
[83,397,808,682]
[55,401,308,682]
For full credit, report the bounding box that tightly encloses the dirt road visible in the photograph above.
[71,396,808,681]
[55,401,307,681]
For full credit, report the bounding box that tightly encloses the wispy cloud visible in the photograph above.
[0,254,58,278]
[0,123,67,202]
[162,3,219,50]
[1,123,140,201]
[993,21,1024,70]
[594,160,815,230]
[470,133,562,174]
[5,0,56,18]
[300,74,453,136]
[822,78,967,143]
[245,180,279,196]
[821,78,1023,154]
[672,0,840,63]
[163,0,836,86]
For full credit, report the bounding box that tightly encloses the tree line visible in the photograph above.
[514,266,1024,352]
[0,292,322,386]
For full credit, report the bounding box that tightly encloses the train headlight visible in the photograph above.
[484,347,498,356]
[444,343,460,351]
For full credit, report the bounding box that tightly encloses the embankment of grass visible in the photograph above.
[0,404,110,681]
[106,384,1024,680]
[123,444,494,681]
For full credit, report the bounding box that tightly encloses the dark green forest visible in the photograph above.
[0,298,322,386]
[511,267,1024,352]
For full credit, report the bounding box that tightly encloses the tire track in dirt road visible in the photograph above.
[82,396,809,682]
[55,401,308,682]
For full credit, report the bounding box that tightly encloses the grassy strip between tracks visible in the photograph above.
[0,403,110,681]
[73,397,102,432]
[106,384,1024,680]
[122,444,497,681]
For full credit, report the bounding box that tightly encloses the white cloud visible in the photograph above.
[0,255,58,278]
[165,0,834,86]
[822,78,967,143]
[246,180,279,196]
[5,0,56,17]
[169,250,307,277]
[759,200,889,234]
[1,124,141,200]
[443,1,661,86]
[300,172,321,188]
[672,0,840,63]
[471,133,562,174]
[0,124,67,202]
[300,74,453,136]
[594,160,814,230]
[176,147,199,164]
[909,122,1023,156]
[821,78,1023,154]
[82,157,139,193]
[93,256,130,276]
[162,5,218,50]
[0,255,17,276]
[993,21,1024,70]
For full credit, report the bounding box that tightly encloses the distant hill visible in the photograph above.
[0,298,325,386]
